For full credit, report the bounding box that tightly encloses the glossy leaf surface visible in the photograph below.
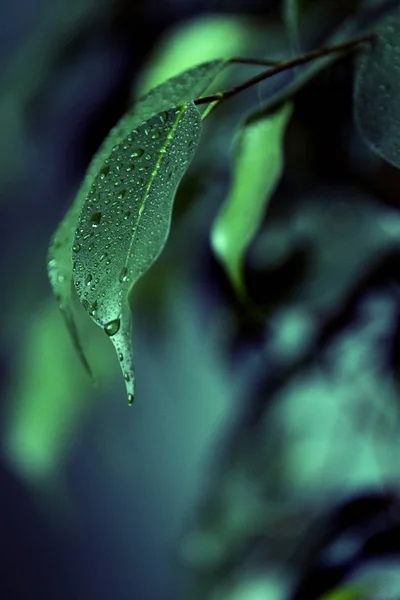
[72,103,202,403]
[354,5,400,168]
[47,60,225,386]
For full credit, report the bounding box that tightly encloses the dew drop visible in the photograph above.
[104,318,120,336]
[89,301,98,316]
[118,190,126,200]
[90,212,102,226]
[119,266,129,283]
[72,243,81,253]
[128,393,134,406]
[131,149,144,158]
[124,372,130,382]
[118,353,123,361]
[100,165,110,179]
[86,274,93,286]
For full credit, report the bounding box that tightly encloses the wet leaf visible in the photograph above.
[211,101,293,297]
[354,4,400,168]
[48,60,225,383]
[72,102,202,404]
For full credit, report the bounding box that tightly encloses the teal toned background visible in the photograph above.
[1,1,400,599]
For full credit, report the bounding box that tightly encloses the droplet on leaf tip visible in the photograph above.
[104,318,120,336]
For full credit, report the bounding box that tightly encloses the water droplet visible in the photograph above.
[100,165,110,179]
[151,131,161,139]
[90,212,102,226]
[124,372,130,382]
[128,393,134,406]
[89,301,98,316]
[145,154,151,161]
[118,353,123,361]
[131,149,144,158]
[88,244,94,252]
[104,318,120,336]
[119,267,128,283]
[86,274,93,286]
[99,253,107,262]
[72,243,81,253]
[118,190,126,200]
[83,232,93,240]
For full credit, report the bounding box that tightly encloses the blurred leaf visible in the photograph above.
[135,15,255,97]
[318,583,371,600]
[283,0,302,54]
[3,299,117,485]
[48,60,225,391]
[72,103,202,404]
[354,4,400,168]
[246,0,397,125]
[211,101,293,297]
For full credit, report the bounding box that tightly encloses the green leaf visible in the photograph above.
[47,60,225,384]
[354,4,400,168]
[283,0,302,55]
[211,101,293,297]
[245,0,396,125]
[72,102,202,404]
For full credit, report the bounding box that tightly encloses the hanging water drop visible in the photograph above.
[128,394,134,406]
[104,318,120,336]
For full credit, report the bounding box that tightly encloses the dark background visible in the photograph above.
[1,1,400,599]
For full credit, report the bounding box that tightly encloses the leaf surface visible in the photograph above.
[354,4,400,168]
[47,60,225,382]
[72,102,202,403]
[211,101,293,297]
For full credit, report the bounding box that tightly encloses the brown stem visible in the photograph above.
[227,57,280,67]
[195,34,373,107]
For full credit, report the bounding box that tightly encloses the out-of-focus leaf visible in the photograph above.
[246,0,397,124]
[48,60,225,388]
[283,0,302,54]
[135,15,255,97]
[72,103,202,404]
[211,102,293,297]
[354,5,400,168]
[318,583,371,600]
[2,300,117,485]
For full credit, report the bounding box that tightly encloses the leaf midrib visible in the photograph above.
[124,104,187,272]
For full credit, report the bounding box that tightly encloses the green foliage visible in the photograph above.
[48,0,400,405]
[211,102,293,297]
[354,4,400,168]
[72,103,202,403]
[48,61,224,403]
